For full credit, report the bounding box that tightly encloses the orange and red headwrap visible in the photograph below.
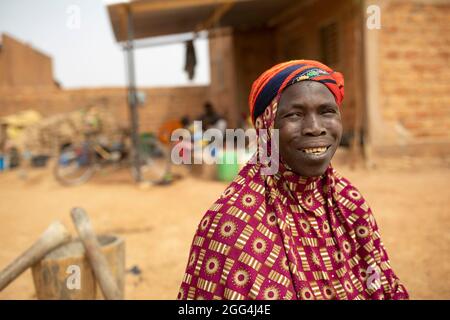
[249,60,345,123]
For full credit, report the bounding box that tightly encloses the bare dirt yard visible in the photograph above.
[0,160,449,300]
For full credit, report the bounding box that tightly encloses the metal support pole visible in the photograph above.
[125,8,142,182]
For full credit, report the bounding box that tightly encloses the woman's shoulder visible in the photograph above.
[330,168,376,221]
[330,168,367,201]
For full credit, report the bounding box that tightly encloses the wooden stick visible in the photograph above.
[70,207,122,300]
[0,221,71,291]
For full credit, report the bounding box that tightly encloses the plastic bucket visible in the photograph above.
[217,150,240,182]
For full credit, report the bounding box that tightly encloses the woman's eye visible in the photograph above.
[285,112,302,118]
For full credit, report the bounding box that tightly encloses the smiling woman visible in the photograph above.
[275,81,343,177]
[178,60,409,300]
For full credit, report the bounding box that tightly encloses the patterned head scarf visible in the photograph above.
[249,60,344,124]
[178,60,409,300]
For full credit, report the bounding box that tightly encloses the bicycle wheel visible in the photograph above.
[53,141,97,186]
[131,138,173,185]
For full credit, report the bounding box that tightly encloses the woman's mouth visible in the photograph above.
[301,147,328,155]
[300,146,331,156]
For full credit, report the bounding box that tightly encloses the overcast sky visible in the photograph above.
[0,0,210,88]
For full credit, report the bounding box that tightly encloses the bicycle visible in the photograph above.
[53,129,172,186]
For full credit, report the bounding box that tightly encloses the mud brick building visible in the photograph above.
[1,0,448,163]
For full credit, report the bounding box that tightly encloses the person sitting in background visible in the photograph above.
[158,115,190,145]
[198,102,227,137]
[199,102,220,128]
[177,60,409,300]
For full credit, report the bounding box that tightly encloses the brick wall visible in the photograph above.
[208,28,241,127]
[232,27,277,123]
[0,86,209,133]
[217,0,364,134]
[378,0,450,144]
[0,34,55,88]
[274,0,364,135]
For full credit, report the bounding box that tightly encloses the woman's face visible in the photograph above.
[274,81,343,177]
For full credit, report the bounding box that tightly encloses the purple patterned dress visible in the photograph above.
[178,99,409,300]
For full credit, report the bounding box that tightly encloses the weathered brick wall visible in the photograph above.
[276,0,363,136]
[378,0,450,143]
[0,34,55,88]
[227,0,363,134]
[232,27,277,124]
[0,86,209,133]
[208,28,241,127]
[138,86,209,131]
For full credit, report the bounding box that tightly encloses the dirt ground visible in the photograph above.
[0,160,449,300]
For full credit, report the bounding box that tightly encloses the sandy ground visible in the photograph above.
[0,161,449,300]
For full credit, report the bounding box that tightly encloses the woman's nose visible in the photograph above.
[302,114,326,136]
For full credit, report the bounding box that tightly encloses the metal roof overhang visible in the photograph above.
[107,0,301,42]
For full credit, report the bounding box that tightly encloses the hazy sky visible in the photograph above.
[0,0,210,88]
